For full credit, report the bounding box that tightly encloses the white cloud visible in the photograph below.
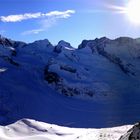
[45,10,75,18]
[0,13,42,22]
[0,10,75,22]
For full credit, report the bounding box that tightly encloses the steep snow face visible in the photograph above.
[0,119,133,140]
[1,36,140,128]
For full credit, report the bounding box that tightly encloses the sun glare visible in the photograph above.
[125,0,140,24]
[110,0,140,25]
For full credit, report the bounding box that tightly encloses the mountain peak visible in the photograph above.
[31,39,51,46]
[54,40,74,53]
[0,35,15,47]
[78,37,110,49]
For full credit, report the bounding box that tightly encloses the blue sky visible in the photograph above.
[0,0,140,47]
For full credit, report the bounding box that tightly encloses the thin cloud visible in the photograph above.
[22,29,44,35]
[0,10,75,22]
[21,10,75,35]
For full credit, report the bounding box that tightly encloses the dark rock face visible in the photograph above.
[54,45,63,53]
[60,65,77,73]
[56,83,95,97]
[0,35,25,47]
[78,37,109,49]
[44,66,60,84]
[0,38,13,47]
[44,71,60,84]
[115,37,134,45]
[78,40,97,54]
[96,46,135,76]
[78,40,92,49]
[78,37,135,76]
[6,57,19,66]
[0,55,19,66]
[11,50,17,56]
[119,123,140,140]
[0,36,26,67]
[54,40,73,53]
[44,62,95,98]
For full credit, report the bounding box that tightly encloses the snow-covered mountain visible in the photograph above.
[0,35,140,130]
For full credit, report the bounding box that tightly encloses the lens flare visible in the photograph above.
[124,0,140,24]
[109,0,140,25]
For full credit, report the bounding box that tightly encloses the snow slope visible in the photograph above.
[0,35,140,129]
[0,119,133,140]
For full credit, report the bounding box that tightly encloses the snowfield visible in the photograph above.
[0,119,133,140]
